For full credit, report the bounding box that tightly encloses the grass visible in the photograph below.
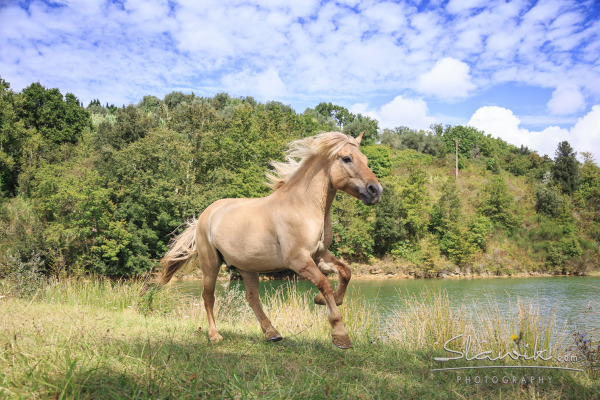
[0,278,599,399]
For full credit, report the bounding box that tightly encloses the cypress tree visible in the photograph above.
[552,141,580,195]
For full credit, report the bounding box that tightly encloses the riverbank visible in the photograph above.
[1,278,597,399]
[173,258,599,281]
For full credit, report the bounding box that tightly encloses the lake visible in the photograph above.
[175,275,600,331]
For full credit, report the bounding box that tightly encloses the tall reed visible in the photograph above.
[384,287,568,362]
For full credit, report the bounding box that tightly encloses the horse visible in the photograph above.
[159,131,382,349]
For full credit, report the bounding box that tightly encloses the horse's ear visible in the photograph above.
[356,131,364,145]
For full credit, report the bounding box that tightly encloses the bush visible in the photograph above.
[0,252,45,298]
[486,158,500,174]
[439,224,476,266]
[331,195,375,261]
[478,175,520,229]
[361,145,391,178]
[535,185,566,218]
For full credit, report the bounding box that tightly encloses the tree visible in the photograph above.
[429,179,461,235]
[478,175,520,229]
[138,95,162,113]
[552,141,580,195]
[95,104,156,150]
[0,79,31,195]
[373,170,428,256]
[381,126,445,156]
[314,102,354,128]
[535,185,565,218]
[343,114,379,145]
[19,82,90,144]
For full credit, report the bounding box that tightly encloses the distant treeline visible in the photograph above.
[1,78,598,278]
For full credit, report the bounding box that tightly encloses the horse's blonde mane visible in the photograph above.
[266,131,358,190]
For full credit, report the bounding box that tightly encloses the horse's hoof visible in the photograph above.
[314,293,326,305]
[265,328,283,342]
[332,334,353,349]
[209,333,223,343]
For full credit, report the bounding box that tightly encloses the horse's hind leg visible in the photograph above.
[239,270,282,342]
[198,234,223,343]
[315,251,351,306]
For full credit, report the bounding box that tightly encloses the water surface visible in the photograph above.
[175,276,600,330]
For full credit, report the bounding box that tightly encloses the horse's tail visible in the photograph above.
[159,219,199,285]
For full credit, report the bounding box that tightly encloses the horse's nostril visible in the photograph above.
[367,183,378,195]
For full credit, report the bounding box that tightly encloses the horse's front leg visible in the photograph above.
[239,270,282,342]
[314,250,351,307]
[287,251,352,349]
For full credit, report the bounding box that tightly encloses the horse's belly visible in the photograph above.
[205,199,285,272]
[219,242,286,272]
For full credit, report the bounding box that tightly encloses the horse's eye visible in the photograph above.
[342,155,352,163]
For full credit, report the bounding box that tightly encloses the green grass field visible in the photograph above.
[0,278,598,399]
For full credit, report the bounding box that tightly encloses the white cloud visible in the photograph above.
[221,67,287,100]
[468,105,600,159]
[468,106,529,147]
[361,2,407,33]
[446,0,487,14]
[351,95,437,131]
[547,85,585,115]
[416,57,476,101]
[570,105,600,157]
[0,0,598,156]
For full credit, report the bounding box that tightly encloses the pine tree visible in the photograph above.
[552,141,580,195]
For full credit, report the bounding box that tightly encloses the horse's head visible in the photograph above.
[329,132,383,205]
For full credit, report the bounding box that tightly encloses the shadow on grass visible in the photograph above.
[49,327,598,400]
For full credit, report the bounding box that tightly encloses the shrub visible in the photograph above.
[486,158,500,174]
[478,175,520,229]
[535,185,565,218]
[0,252,45,298]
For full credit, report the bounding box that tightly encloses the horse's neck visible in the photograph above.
[284,156,337,218]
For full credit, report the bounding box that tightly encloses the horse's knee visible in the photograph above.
[315,276,334,296]
[337,263,351,283]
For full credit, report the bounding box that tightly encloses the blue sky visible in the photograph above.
[1,0,599,159]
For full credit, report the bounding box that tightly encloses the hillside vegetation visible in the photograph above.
[1,78,599,280]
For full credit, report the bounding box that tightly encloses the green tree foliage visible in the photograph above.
[138,95,162,113]
[96,104,156,150]
[381,127,445,157]
[361,145,391,178]
[312,102,378,144]
[314,102,353,128]
[429,179,461,235]
[478,175,520,229]
[372,183,403,256]
[0,81,91,197]
[535,185,567,219]
[486,158,501,174]
[330,195,375,261]
[577,152,600,240]
[441,125,482,158]
[19,82,90,144]
[0,79,31,195]
[428,179,493,266]
[343,114,379,145]
[552,141,580,195]
[373,170,428,257]
[1,78,599,278]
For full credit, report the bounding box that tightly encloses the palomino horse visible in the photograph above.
[159,131,382,348]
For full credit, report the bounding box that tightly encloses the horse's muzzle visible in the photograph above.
[359,183,383,205]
